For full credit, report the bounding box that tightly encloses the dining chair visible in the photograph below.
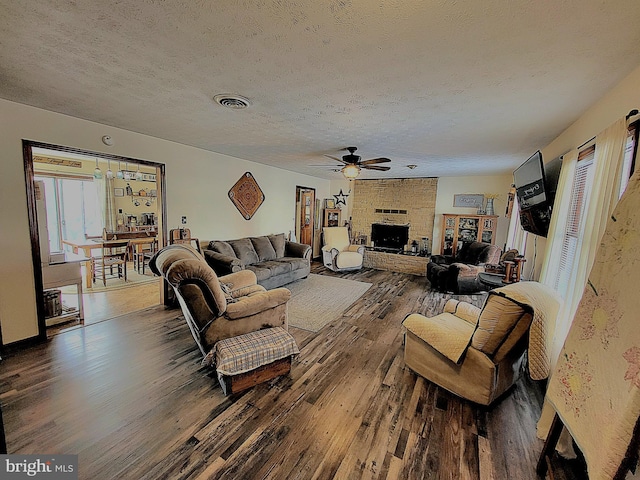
[91,240,129,286]
[134,238,158,275]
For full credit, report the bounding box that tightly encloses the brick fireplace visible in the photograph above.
[350,178,438,251]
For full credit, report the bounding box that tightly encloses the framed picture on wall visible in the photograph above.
[114,188,124,197]
[325,199,335,208]
[453,194,484,208]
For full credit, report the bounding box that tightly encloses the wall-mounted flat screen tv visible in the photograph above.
[513,151,561,237]
[514,151,546,209]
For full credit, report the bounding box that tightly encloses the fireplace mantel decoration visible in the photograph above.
[228,172,265,220]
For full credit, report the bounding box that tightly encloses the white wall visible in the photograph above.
[527,64,640,280]
[328,178,354,221]
[433,174,514,255]
[0,99,330,345]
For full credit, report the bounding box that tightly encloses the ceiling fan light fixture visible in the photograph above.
[213,94,251,110]
[342,164,361,180]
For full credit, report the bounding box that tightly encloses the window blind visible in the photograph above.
[553,147,594,293]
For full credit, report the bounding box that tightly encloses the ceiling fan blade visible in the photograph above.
[360,157,391,165]
[363,165,391,171]
[309,164,342,167]
[323,154,349,165]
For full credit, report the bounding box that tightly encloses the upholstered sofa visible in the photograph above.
[427,241,502,294]
[150,243,291,355]
[202,233,311,290]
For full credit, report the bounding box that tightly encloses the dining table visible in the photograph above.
[62,236,158,288]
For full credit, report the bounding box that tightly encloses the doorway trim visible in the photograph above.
[22,140,167,342]
[295,186,316,256]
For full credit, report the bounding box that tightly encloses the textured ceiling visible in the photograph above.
[2,1,640,180]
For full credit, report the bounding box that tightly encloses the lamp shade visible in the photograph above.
[93,158,102,179]
[341,164,360,180]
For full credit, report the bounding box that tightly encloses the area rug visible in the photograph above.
[286,273,372,332]
[85,264,159,293]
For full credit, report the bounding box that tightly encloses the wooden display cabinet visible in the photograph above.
[324,208,341,227]
[440,214,498,256]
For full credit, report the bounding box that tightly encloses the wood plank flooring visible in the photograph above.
[49,263,161,336]
[0,264,586,479]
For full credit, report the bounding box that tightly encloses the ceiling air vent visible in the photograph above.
[213,94,251,110]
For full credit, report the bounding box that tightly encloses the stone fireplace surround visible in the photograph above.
[350,178,438,252]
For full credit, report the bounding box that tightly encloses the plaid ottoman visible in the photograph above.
[203,327,299,395]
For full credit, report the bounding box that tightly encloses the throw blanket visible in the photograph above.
[203,327,299,375]
[403,312,475,364]
[492,282,562,380]
[546,170,640,479]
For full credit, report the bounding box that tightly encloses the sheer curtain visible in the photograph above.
[96,177,117,233]
[540,118,627,362]
[537,117,628,450]
[538,148,578,357]
[505,196,528,255]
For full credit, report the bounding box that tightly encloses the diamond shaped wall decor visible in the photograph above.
[228,172,265,220]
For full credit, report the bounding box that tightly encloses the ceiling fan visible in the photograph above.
[322,147,391,179]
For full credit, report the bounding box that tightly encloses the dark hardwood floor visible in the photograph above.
[0,263,586,479]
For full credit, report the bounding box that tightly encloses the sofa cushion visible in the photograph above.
[245,264,272,282]
[251,236,277,261]
[471,295,526,355]
[278,257,308,271]
[210,241,236,259]
[228,238,259,265]
[268,233,286,258]
[257,260,292,277]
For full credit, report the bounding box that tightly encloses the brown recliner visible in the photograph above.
[150,244,291,356]
[427,241,502,294]
[403,282,561,406]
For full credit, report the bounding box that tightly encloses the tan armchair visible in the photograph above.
[322,227,365,272]
[150,244,291,356]
[402,282,561,405]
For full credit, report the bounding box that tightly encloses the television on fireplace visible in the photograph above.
[371,223,409,250]
[513,151,561,237]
